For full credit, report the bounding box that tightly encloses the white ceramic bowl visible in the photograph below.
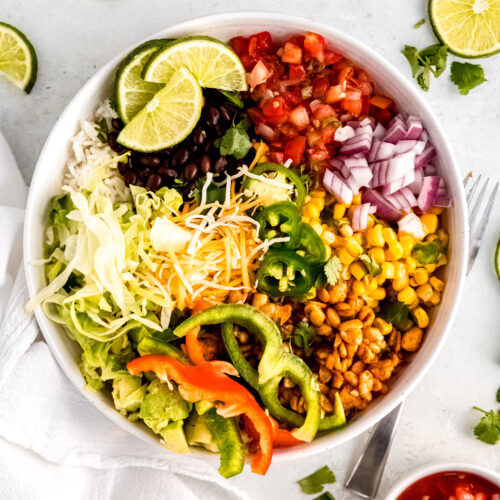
[24,12,468,463]
[386,462,500,499]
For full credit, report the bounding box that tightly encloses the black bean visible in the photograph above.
[203,138,214,153]
[123,170,137,186]
[107,132,125,153]
[139,167,154,179]
[219,105,232,123]
[206,106,220,127]
[158,167,178,178]
[111,118,123,131]
[215,124,226,137]
[146,174,162,191]
[172,148,189,167]
[134,177,145,187]
[118,160,128,176]
[138,155,161,167]
[183,161,199,181]
[200,154,212,174]
[213,156,228,174]
[193,126,206,145]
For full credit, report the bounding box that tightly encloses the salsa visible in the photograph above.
[397,471,500,500]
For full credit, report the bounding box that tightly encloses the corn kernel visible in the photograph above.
[350,262,367,281]
[382,227,397,244]
[303,203,320,219]
[430,291,441,305]
[324,245,332,260]
[302,216,310,223]
[366,224,385,247]
[437,229,449,246]
[368,247,385,264]
[310,197,325,210]
[426,234,440,243]
[409,277,418,287]
[429,206,444,215]
[398,286,417,305]
[352,233,363,245]
[371,287,386,300]
[409,298,420,310]
[436,254,448,267]
[429,276,444,292]
[399,235,415,257]
[425,264,436,273]
[310,189,326,198]
[363,275,379,292]
[406,257,417,274]
[331,235,345,248]
[352,193,362,205]
[338,248,355,266]
[416,283,433,302]
[345,237,363,257]
[392,262,409,291]
[334,203,347,219]
[321,230,336,246]
[341,265,352,280]
[412,307,429,328]
[374,317,392,335]
[306,287,317,300]
[311,223,323,235]
[387,242,404,261]
[351,280,367,296]
[414,268,428,285]
[366,216,375,229]
[364,296,379,308]
[340,224,353,238]
[421,213,438,234]
[382,262,395,279]
[376,273,387,286]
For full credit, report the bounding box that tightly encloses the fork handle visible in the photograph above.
[345,401,405,499]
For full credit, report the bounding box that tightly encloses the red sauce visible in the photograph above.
[397,471,500,500]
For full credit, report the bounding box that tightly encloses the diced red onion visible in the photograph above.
[424,164,438,176]
[386,187,417,210]
[362,189,402,222]
[329,158,343,170]
[352,203,371,231]
[355,125,374,137]
[246,60,271,89]
[434,195,452,207]
[398,212,426,239]
[417,176,440,212]
[374,141,396,161]
[340,136,372,156]
[344,157,368,169]
[405,116,423,140]
[359,117,376,129]
[340,113,353,122]
[350,165,373,186]
[415,145,436,169]
[310,99,323,115]
[388,113,405,128]
[346,120,361,129]
[373,123,386,139]
[346,174,362,194]
[382,168,416,195]
[323,169,353,204]
[420,129,430,144]
[255,123,279,142]
[368,139,381,163]
[394,140,426,156]
[334,125,356,142]
[340,164,350,179]
[384,116,407,144]
[408,167,424,195]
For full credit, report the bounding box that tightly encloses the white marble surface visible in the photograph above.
[1,1,500,499]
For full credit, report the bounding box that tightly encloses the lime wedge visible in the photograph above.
[495,236,500,282]
[429,0,500,58]
[0,22,37,93]
[114,39,172,124]
[143,36,247,91]
[117,66,203,152]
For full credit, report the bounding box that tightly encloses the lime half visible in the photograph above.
[114,39,171,124]
[0,22,37,93]
[143,36,247,91]
[429,0,500,58]
[495,236,500,281]
[117,66,203,152]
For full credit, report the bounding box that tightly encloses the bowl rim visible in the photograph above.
[23,11,468,464]
[385,461,500,499]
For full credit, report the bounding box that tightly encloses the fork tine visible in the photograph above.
[469,178,489,228]
[468,181,499,274]
[463,175,471,189]
[466,174,482,208]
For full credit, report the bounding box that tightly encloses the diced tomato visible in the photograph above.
[239,54,258,71]
[268,151,285,164]
[306,128,323,148]
[247,107,267,124]
[288,105,310,129]
[325,84,346,103]
[321,126,337,144]
[361,95,371,115]
[474,494,487,500]
[247,60,271,89]
[308,149,329,161]
[254,31,273,53]
[248,36,258,57]
[229,36,249,56]
[288,34,305,48]
[370,95,393,109]
[284,136,306,165]
[324,50,343,65]
[344,89,362,101]
[358,81,373,96]
[342,99,362,117]
[312,103,335,120]
[312,76,330,98]
[279,123,299,138]
[282,88,303,108]
[288,63,307,81]
[339,66,354,85]
[281,42,302,64]
[376,108,394,126]
[455,487,475,500]
[261,96,289,121]
[304,32,325,62]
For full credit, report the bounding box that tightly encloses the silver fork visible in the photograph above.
[345,174,499,499]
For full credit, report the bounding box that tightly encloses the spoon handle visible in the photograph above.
[345,401,405,499]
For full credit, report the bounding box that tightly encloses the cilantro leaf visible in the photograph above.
[314,493,335,500]
[450,62,486,95]
[402,44,448,91]
[292,321,316,356]
[402,45,422,78]
[219,89,244,109]
[497,386,500,404]
[413,18,425,29]
[323,256,342,286]
[473,407,500,445]
[95,118,108,143]
[219,120,252,159]
[411,240,444,265]
[358,254,382,276]
[381,301,412,331]
[298,466,336,495]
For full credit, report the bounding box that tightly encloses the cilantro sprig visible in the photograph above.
[217,119,252,159]
[473,407,500,445]
[323,256,342,286]
[450,62,486,95]
[411,240,444,265]
[297,465,336,495]
[402,44,448,91]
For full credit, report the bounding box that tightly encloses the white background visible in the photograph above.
[1,1,499,499]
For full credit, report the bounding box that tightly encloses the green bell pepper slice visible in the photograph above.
[203,407,245,478]
[242,162,307,208]
[296,222,327,264]
[256,201,302,248]
[256,248,314,298]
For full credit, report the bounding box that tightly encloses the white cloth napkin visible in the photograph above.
[0,130,248,500]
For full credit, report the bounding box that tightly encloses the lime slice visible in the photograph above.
[495,236,500,281]
[117,66,203,152]
[429,0,500,58]
[114,39,172,124]
[0,22,37,93]
[143,36,247,91]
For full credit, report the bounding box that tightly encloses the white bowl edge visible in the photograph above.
[23,11,469,464]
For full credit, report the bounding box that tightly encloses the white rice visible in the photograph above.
[62,99,131,203]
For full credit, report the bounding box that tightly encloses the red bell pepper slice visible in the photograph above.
[127,355,274,475]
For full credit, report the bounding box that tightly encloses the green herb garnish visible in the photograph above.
[323,256,342,286]
[219,89,244,109]
[381,301,412,331]
[314,493,335,500]
[411,240,444,265]
[218,119,252,159]
[358,254,382,276]
[292,322,316,356]
[95,118,108,143]
[473,407,500,445]
[450,61,486,95]
[413,18,425,29]
[402,44,448,91]
[298,465,336,495]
